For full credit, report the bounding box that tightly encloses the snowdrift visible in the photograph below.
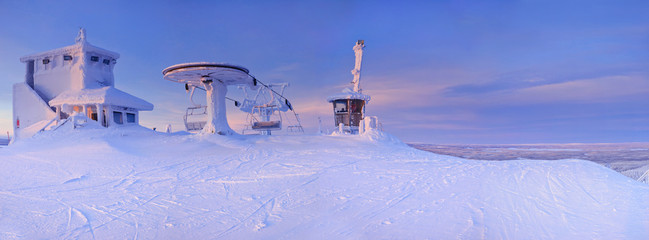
[1,127,648,239]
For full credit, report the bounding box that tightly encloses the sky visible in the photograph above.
[1,0,648,144]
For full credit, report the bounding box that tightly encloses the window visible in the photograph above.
[126,113,136,123]
[334,100,348,113]
[64,55,73,61]
[59,111,69,120]
[350,100,364,113]
[87,106,97,121]
[113,111,123,124]
[42,58,50,64]
[90,56,99,62]
[103,59,110,65]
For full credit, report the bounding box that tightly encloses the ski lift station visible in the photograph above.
[162,62,256,135]
[11,29,153,142]
[162,62,303,135]
[327,40,378,134]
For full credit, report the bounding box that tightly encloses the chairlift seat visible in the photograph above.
[186,121,206,131]
[252,120,281,130]
[184,105,208,132]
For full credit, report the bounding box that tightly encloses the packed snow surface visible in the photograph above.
[1,127,648,239]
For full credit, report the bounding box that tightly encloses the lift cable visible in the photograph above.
[185,75,295,111]
[249,75,294,111]
[185,84,241,107]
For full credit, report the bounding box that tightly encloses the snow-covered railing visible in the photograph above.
[71,115,89,129]
[50,117,70,131]
[38,116,60,133]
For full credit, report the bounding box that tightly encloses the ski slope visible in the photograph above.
[1,126,648,239]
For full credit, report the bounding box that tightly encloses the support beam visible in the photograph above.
[202,80,235,135]
[106,107,112,127]
[97,104,104,127]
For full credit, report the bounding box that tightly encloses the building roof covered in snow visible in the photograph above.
[327,87,371,102]
[20,29,119,62]
[48,86,153,111]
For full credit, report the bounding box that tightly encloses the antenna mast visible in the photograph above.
[75,28,87,43]
[351,40,365,93]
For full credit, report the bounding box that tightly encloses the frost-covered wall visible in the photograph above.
[12,82,56,142]
[82,51,116,89]
[32,54,76,102]
[29,47,117,103]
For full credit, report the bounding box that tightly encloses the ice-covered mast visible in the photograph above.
[326,40,371,134]
[351,40,365,93]
[75,28,87,43]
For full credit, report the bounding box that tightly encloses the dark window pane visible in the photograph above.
[42,59,50,64]
[103,59,110,65]
[351,100,364,113]
[113,111,123,124]
[126,113,136,123]
[90,56,99,62]
[64,55,73,61]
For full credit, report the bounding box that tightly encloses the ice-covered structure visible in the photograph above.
[327,40,375,134]
[162,62,257,135]
[238,82,304,135]
[12,29,153,142]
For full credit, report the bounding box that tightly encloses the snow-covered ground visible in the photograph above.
[412,143,649,185]
[1,127,649,239]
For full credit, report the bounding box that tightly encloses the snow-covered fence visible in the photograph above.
[359,116,380,135]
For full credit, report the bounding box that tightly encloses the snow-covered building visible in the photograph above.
[327,40,372,134]
[12,29,153,141]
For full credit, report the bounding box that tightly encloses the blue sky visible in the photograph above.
[1,0,648,144]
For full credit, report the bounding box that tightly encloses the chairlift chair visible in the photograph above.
[286,113,305,133]
[238,82,303,135]
[179,83,210,132]
[251,105,282,132]
[184,105,207,132]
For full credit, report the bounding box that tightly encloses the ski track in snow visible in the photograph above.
[0,127,649,239]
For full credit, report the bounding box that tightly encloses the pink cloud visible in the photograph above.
[499,74,649,104]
